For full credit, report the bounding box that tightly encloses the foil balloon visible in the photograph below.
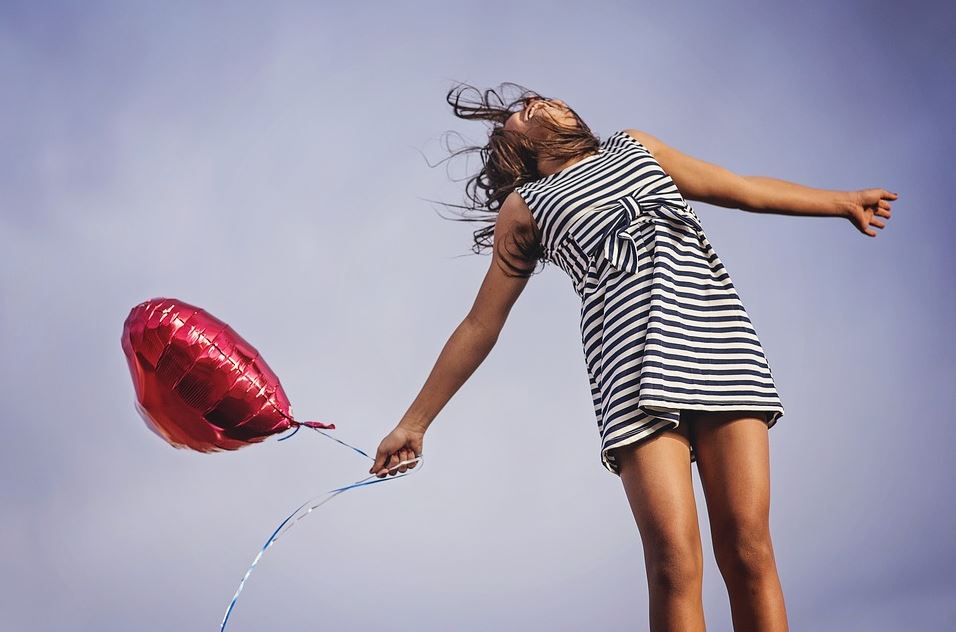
[121,297,334,452]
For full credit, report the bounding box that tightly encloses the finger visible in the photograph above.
[882,189,899,200]
[370,446,386,475]
[865,227,877,237]
[398,449,410,473]
[415,441,425,465]
[414,437,424,453]
[377,453,394,477]
[403,443,417,469]
[870,218,886,229]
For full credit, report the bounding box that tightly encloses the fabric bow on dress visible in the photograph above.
[551,193,706,300]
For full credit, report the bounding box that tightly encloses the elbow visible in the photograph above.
[464,313,502,346]
[724,176,760,212]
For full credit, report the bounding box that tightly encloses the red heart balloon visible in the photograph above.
[121,297,334,452]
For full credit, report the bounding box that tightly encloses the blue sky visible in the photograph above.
[2,1,954,630]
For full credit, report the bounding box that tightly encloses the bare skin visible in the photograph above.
[369,97,899,629]
[612,410,788,631]
[612,414,706,631]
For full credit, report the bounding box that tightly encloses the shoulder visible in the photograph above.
[622,128,667,157]
[497,190,536,231]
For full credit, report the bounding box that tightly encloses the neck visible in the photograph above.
[538,150,598,177]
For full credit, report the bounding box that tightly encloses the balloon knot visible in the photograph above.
[302,421,336,430]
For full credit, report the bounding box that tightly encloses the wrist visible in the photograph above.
[399,415,430,433]
[837,191,857,219]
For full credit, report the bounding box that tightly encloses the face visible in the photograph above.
[503,97,578,140]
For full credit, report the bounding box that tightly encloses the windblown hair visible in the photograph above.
[433,81,600,277]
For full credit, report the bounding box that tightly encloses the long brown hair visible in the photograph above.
[431,81,600,277]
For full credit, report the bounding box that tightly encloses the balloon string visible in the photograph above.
[301,425,372,459]
[219,427,421,631]
[275,424,300,441]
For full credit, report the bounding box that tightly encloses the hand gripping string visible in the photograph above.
[219,426,423,631]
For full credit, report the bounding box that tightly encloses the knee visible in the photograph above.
[712,523,776,580]
[645,540,703,593]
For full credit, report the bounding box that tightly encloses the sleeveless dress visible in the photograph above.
[514,130,785,476]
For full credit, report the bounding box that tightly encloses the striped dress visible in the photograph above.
[515,129,785,476]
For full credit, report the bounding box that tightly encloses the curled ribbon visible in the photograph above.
[219,426,423,631]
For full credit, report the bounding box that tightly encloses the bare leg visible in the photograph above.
[611,413,706,632]
[691,410,789,631]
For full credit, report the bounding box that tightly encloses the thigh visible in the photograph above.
[692,410,772,534]
[611,424,700,558]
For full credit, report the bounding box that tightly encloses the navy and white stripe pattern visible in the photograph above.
[515,130,785,476]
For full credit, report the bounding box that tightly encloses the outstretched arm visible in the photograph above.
[624,129,899,237]
[396,200,531,434]
[369,193,533,476]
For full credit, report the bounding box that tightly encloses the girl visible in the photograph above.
[368,82,896,631]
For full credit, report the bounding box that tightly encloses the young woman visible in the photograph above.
[367,82,897,631]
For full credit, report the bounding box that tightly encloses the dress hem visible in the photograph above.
[599,402,783,477]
